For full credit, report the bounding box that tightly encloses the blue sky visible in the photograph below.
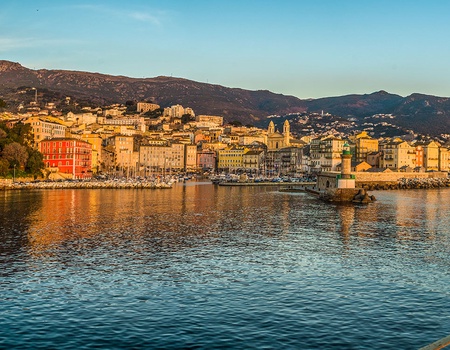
[1,0,450,99]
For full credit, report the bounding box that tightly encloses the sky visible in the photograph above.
[1,0,450,99]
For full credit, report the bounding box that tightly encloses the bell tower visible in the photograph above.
[283,120,290,147]
[268,121,275,134]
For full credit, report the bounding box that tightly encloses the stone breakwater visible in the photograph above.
[0,180,173,190]
[358,177,450,191]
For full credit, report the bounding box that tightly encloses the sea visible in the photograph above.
[1,182,449,349]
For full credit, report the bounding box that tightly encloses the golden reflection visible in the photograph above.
[336,204,356,243]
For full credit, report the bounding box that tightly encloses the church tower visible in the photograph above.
[283,120,290,147]
[268,121,275,134]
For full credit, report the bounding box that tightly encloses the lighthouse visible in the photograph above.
[337,142,355,189]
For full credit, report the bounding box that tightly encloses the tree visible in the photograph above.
[26,149,44,178]
[181,113,194,124]
[230,120,242,126]
[0,158,8,176]
[9,123,34,147]
[2,142,29,168]
[0,99,6,109]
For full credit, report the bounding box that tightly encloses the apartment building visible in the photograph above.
[380,140,416,170]
[197,149,216,172]
[39,138,92,179]
[310,136,344,172]
[354,132,379,163]
[242,150,264,174]
[217,146,247,172]
[137,102,160,113]
[24,116,67,146]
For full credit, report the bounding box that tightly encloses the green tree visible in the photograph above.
[26,149,44,178]
[0,158,8,176]
[0,128,7,140]
[10,122,34,147]
[181,113,194,124]
[2,142,29,168]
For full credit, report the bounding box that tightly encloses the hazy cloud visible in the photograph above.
[71,4,162,26]
[0,36,82,52]
[129,12,160,25]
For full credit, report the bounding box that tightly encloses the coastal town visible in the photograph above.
[0,94,449,187]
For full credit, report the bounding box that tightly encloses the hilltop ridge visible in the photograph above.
[0,60,449,135]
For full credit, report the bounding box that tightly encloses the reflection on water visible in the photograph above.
[0,184,449,349]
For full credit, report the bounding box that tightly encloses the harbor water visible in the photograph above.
[1,183,449,349]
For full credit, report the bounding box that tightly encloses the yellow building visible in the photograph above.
[185,144,197,172]
[439,146,450,172]
[380,140,416,170]
[422,141,440,171]
[81,133,103,174]
[310,136,345,172]
[217,146,248,171]
[24,116,67,147]
[104,135,136,175]
[354,131,379,163]
[139,142,191,173]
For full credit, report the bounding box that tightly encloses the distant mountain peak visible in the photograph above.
[0,60,25,72]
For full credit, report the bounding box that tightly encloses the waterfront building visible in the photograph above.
[310,135,345,172]
[380,139,416,170]
[197,149,216,172]
[81,133,103,174]
[39,138,92,179]
[185,144,197,172]
[242,150,264,174]
[104,135,137,176]
[217,146,247,172]
[277,146,307,175]
[422,141,440,172]
[139,142,194,174]
[439,145,450,172]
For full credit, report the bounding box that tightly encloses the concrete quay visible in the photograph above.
[0,179,173,190]
[218,181,315,187]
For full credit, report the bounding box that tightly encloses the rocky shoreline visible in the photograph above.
[359,177,450,191]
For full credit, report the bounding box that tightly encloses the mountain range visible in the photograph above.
[0,60,449,136]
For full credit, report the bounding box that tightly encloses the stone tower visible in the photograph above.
[283,120,290,147]
[268,121,275,134]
